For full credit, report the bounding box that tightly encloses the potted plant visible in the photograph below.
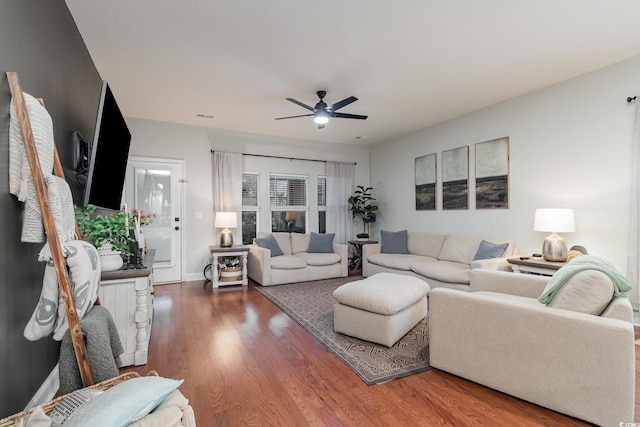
[75,204,135,271]
[348,186,379,240]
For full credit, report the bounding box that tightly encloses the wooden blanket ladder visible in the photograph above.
[6,71,93,387]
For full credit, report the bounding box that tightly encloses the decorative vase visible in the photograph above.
[98,242,123,272]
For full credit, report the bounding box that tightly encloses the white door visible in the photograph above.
[125,157,184,283]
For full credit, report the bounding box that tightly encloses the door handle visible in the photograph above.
[174,226,180,231]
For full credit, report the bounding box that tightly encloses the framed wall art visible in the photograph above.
[475,136,510,209]
[442,146,469,210]
[415,153,436,210]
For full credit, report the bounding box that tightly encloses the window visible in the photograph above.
[242,173,259,244]
[270,174,308,233]
[318,176,326,233]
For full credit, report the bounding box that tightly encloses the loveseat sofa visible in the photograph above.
[429,265,635,427]
[247,232,348,286]
[362,230,515,290]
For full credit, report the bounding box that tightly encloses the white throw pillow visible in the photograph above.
[547,270,614,315]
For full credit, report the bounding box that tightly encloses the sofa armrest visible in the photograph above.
[470,256,511,271]
[470,269,549,298]
[247,245,271,286]
[361,243,381,277]
[333,243,349,277]
[429,288,635,427]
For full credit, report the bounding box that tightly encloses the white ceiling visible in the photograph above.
[65,0,640,146]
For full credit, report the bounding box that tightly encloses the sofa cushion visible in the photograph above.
[407,232,445,258]
[473,240,509,260]
[332,272,430,315]
[438,235,482,264]
[368,253,436,271]
[547,270,614,315]
[381,229,409,254]
[307,232,335,253]
[270,254,308,270]
[411,261,471,284]
[254,234,284,257]
[295,252,341,266]
[290,232,310,254]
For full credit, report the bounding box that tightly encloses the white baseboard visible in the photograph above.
[183,271,206,282]
[27,365,59,409]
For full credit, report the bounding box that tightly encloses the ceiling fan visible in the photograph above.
[275,90,368,129]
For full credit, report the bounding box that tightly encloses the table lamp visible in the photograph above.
[533,208,575,261]
[215,212,237,247]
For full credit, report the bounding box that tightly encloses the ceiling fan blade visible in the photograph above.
[332,112,368,120]
[330,96,358,112]
[286,98,315,112]
[275,113,314,120]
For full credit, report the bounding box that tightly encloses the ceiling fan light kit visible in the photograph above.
[276,90,368,129]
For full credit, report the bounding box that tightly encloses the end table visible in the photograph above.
[208,245,250,288]
[348,240,378,273]
[507,256,565,276]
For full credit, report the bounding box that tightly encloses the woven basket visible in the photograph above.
[0,371,155,426]
[219,266,242,282]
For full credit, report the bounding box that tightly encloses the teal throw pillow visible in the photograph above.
[63,376,183,426]
[473,240,509,260]
[254,234,284,257]
[307,232,335,253]
[381,230,409,254]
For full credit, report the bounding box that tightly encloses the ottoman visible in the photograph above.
[332,272,430,347]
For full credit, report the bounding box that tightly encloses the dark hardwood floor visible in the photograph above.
[121,279,640,426]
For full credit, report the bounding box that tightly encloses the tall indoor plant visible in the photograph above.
[348,185,379,239]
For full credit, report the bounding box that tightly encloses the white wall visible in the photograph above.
[371,54,640,304]
[127,120,370,281]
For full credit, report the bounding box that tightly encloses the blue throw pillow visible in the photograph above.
[254,234,284,257]
[473,240,509,260]
[380,230,409,254]
[307,232,335,253]
[64,376,183,426]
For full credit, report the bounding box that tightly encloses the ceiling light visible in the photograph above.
[314,113,329,125]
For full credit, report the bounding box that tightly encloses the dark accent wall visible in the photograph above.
[0,1,101,417]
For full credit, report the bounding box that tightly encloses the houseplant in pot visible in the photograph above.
[75,204,134,271]
[348,185,379,240]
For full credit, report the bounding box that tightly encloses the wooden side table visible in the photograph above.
[348,240,378,273]
[209,245,250,288]
[507,256,565,276]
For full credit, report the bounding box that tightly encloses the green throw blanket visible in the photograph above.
[538,255,633,304]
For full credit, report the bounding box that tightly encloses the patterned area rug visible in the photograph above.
[256,276,431,385]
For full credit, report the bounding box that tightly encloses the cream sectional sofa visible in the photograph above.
[429,267,635,427]
[362,231,515,290]
[248,232,348,286]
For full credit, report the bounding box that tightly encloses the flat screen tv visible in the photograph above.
[82,80,131,210]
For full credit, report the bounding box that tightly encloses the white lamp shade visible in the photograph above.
[533,208,575,233]
[214,212,238,228]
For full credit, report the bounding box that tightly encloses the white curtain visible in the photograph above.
[326,161,354,244]
[627,100,640,309]
[212,151,243,244]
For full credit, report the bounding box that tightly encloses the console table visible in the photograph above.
[98,250,155,366]
[209,245,250,288]
[507,256,565,276]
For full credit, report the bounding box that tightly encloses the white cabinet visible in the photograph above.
[98,252,154,367]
